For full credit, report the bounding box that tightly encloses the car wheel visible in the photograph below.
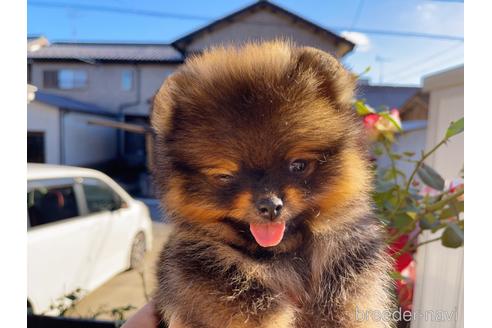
[129,232,146,270]
[27,300,34,315]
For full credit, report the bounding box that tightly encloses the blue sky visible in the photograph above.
[27,0,464,86]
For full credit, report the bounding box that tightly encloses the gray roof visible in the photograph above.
[28,42,184,63]
[172,1,354,56]
[34,91,116,118]
[402,120,427,132]
[357,85,420,110]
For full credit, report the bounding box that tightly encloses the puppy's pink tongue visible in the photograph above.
[249,222,286,247]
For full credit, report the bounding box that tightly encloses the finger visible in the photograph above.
[121,302,159,328]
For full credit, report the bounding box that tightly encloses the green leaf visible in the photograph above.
[389,270,404,280]
[394,213,414,232]
[383,169,395,181]
[380,112,403,132]
[420,213,438,230]
[454,200,465,213]
[445,118,464,139]
[430,222,446,233]
[440,200,464,220]
[403,151,416,157]
[354,100,375,115]
[383,200,396,211]
[373,146,384,156]
[357,66,371,77]
[417,163,445,191]
[383,168,406,182]
[441,222,464,248]
[440,207,456,220]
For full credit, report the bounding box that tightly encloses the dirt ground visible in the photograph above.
[68,222,173,321]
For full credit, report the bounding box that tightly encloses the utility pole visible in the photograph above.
[375,55,391,84]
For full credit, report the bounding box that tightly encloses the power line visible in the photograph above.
[428,0,463,3]
[389,54,463,82]
[385,41,463,80]
[375,55,391,84]
[349,0,365,30]
[28,1,212,20]
[386,51,463,82]
[387,54,463,82]
[28,1,464,42]
[337,27,463,41]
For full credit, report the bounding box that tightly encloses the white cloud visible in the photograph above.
[417,3,438,21]
[341,31,371,52]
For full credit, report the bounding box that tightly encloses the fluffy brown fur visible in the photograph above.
[151,41,394,328]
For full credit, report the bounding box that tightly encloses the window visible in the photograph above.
[27,63,32,83]
[121,70,133,91]
[82,178,122,214]
[43,69,88,89]
[27,131,45,163]
[27,183,79,228]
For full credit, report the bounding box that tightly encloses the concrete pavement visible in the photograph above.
[68,222,173,321]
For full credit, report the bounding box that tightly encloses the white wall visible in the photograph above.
[123,65,175,116]
[411,66,464,328]
[27,101,60,164]
[395,128,428,177]
[377,128,427,179]
[63,112,117,166]
[30,63,178,115]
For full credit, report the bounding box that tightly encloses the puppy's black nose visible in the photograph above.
[257,196,283,220]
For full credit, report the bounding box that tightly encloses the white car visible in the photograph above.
[27,164,153,314]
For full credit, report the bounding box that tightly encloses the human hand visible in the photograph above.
[121,302,159,328]
[121,302,184,328]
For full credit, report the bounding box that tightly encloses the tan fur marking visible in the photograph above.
[165,176,228,223]
[229,192,253,219]
[312,149,371,229]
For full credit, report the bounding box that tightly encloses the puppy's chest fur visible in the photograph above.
[154,224,388,328]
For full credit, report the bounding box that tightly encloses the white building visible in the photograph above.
[27,1,423,193]
[27,1,354,170]
[27,90,117,167]
[411,65,464,328]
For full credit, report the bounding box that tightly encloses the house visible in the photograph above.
[27,1,354,117]
[27,42,182,172]
[27,1,354,179]
[27,0,422,194]
[399,91,429,121]
[170,0,354,57]
[27,90,118,167]
[357,82,421,111]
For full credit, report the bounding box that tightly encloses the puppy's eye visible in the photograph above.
[214,174,234,184]
[289,160,308,173]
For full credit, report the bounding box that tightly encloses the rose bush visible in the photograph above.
[354,99,464,312]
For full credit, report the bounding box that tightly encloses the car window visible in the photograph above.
[82,178,122,214]
[27,184,79,228]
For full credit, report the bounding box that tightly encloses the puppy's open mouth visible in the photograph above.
[249,222,286,247]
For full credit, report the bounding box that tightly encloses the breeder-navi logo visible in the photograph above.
[354,306,458,322]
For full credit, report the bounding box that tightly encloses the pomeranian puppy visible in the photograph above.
[151,41,393,328]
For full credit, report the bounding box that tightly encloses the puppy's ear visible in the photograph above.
[151,75,176,136]
[295,47,356,108]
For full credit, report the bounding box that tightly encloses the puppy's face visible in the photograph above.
[152,42,371,250]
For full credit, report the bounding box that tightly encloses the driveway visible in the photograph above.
[68,222,173,320]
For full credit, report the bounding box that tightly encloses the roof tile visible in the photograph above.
[28,43,184,62]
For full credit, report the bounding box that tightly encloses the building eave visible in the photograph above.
[172,1,354,56]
